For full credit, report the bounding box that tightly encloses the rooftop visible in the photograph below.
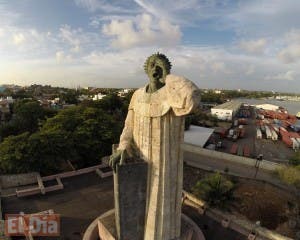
[184,125,214,147]
[2,172,114,240]
[211,101,241,111]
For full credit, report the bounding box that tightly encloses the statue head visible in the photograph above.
[144,53,172,88]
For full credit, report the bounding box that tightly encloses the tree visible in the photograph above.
[192,173,235,208]
[0,100,57,140]
[59,90,79,104]
[0,93,128,174]
[0,132,31,174]
[289,152,300,166]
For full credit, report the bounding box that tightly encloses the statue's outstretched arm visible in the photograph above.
[118,109,134,151]
[109,107,134,171]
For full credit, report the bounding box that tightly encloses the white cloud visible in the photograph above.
[265,70,296,81]
[277,29,300,63]
[74,0,137,14]
[278,45,300,64]
[13,33,26,45]
[59,25,81,50]
[239,38,267,54]
[210,61,230,74]
[227,0,300,38]
[0,28,4,38]
[102,13,181,49]
[245,65,255,75]
[56,51,72,63]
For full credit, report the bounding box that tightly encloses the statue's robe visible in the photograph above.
[118,74,200,240]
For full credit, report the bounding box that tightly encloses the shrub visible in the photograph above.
[289,152,300,166]
[192,172,235,208]
[275,167,300,188]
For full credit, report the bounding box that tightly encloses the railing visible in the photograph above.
[182,191,293,240]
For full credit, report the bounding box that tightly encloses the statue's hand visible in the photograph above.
[109,149,127,172]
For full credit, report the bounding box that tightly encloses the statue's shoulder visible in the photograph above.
[128,87,145,110]
[165,74,197,91]
[165,74,200,115]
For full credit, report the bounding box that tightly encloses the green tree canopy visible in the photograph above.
[0,92,130,174]
[192,173,235,208]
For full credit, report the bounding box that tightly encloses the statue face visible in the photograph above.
[146,57,167,86]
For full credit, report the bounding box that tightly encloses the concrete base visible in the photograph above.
[88,209,206,240]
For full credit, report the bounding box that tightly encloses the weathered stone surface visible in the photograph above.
[114,162,148,240]
[98,211,205,240]
[117,75,200,240]
[110,53,200,240]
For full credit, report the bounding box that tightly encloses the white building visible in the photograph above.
[211,101,242,121]
[93,93,106,101]
[255,104,279,111]
[118,88,132,97]
[184,125,214,147]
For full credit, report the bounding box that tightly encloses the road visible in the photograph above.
[184,151,283,185]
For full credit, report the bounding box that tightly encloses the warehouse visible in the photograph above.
[255,104,279,111]
[184,125,214,147]
[211,101,242,121]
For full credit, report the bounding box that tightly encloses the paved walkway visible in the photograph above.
[183,151,297,194]
[2,172,114,240]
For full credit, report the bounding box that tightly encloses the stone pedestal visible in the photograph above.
[114,162,148,240]
[98,210,206,240]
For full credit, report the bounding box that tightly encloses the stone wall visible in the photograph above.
[0,172,39,189]
[183,191,293,240]
[182,143,282,172]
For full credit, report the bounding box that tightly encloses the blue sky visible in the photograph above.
[0,0,300,92]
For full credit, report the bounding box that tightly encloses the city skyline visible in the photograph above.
[0,0,300,92]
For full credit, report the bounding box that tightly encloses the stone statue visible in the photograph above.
[110,53,200,240]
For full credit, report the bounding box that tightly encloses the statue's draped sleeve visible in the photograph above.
[117,91,136,151]
[165,74,201,116]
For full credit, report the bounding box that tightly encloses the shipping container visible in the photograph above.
[271,130,278,141]
[237,145,243,156]
[289,132,300,138]
[239,128,245,138]
[238,118,248,125]
[233,133,238,142]
[256,128,262,139]
[282,136,293,147]
[265,126,272,139]
[272,125,279,133]
[214,127,227,138]
[206,144,216,150]
[230,143,238,154]
[234,119,238,127]
[243,145,251,157]
[291,138,299,150]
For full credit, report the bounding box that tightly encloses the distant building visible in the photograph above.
[118,88,132,97]
[78,95,90,101]
[0,86,6,93]
[255,104,279,111]
[214,90,222,94]
[93,93,106,101]
[184,125,215,147]
[211,101,242,121]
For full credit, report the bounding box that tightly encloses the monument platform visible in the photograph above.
[83,209,206,240]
